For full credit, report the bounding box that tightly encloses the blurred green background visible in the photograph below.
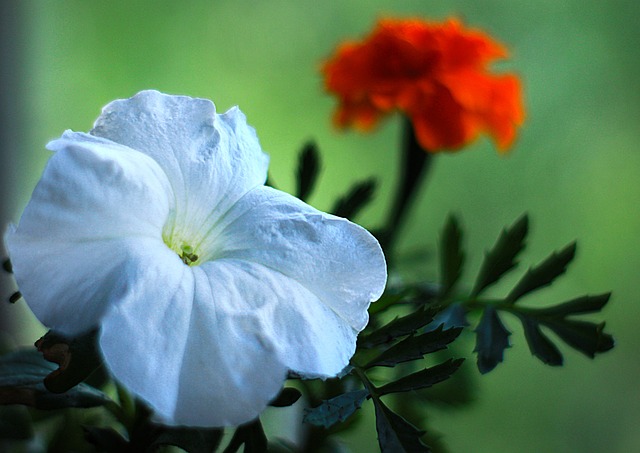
[2,1,639,452]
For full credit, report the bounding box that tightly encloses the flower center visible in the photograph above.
[179,244,199,266]
[162,210,220,267]
[163,224,202,267]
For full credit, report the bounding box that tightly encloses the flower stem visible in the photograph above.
[381,117,433,253]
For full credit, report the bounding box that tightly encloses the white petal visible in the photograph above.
[5,136,173,334]
[100,255,287,427]
[199,259,360,378]
[211,186,387,331]
[89,90,270,235]
[199,186,387,377]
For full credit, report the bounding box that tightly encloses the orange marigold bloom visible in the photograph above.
[322,18,525,153]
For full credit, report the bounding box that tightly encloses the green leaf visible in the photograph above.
[332,178,377,219]
[364,325,462,369]
[513,292,613,365]
[474,306,511,374]
[303,389,369,428]
[0,349,111,410]
[439,214,465,299]
[536,293,611,317]
[542,318,614,358]
[35,330,103,393]
[359,307,434,348]
[520,317,563,366]
[296,141,321,201]
[269,387,302,407]
[223,419,268,453]
[506,242,577,304]
[373,397,430,453]
[471,215,529,297]
[150,425,224,453]
[378,358,465,396]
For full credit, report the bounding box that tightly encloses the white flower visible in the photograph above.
[5,90,386,427]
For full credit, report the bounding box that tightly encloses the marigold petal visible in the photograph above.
[322,17,525,153]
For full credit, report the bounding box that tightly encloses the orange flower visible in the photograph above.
[322,18,525,153]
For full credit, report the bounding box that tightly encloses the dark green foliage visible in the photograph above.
[35,330,103,394]
[150,425,224,453]
[520,317,563,365]
[461,216,612,372]
[378,359,464,396]
[471,215,528,297]
[296,141,321,201]
[303,389,370,428]
[474,306,511,374]
[365,325,462,369]
[534,293,611,317]
[373,397,430,453]
[513,293,614,365]
[0,349,110,410]
[332,178,377,219]
[506,242,577,303]
[223,419,268,453]
[84,422,225,453]
[269,387,302,407]
[439,214,464,299]
[359,306,434,348]
[543,318,613,357]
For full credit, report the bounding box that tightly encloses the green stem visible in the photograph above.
[382,117,434,253]
[353,365,378,398]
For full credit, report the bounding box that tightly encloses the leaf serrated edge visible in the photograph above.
[474,306,512,374]
[358,306,434,348]
[506,241,577,304]
[302,389,370,428]
[519,315,564,366]
[471,214,529,297]
[536,293,611,317]
[377,358,465,396]
[372,396,430,453]
[364,325,462,369]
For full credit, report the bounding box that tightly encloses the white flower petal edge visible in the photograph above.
[5,135,174,335]
[209,185,387,377]
[90,90,270,237]
[5,90,387,427]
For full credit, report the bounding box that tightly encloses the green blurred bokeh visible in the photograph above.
[2,1,639,451]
